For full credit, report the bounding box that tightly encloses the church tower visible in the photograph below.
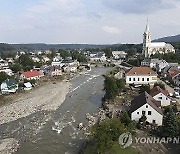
[143,19,151,57]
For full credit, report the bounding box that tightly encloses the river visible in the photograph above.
[0,67,109,154]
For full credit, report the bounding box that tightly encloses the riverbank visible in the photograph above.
[0,80,70,125]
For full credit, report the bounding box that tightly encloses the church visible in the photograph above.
[142,21,175,58]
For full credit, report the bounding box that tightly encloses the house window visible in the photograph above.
[146,105,148,108]
[152,120,156,124]
[142,78,144,81]
[138,78,140,81]
[142,111,146,115]
[166,97,168,100]
[133,78,135,81]
[137,112,139,114]
[147,78,149,81]
[158,97,162,100]
[129,78,131,81]
[148,111,151,115]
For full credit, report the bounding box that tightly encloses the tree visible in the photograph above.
[9,63,22,73]
[119,112,131,126]
[91,119,125,153]
[116,78,126,92]
[104,76,118,101]
[18,54,34,71]
[0,72,10,84]
[104,48,112,58]
[154,82,166,90]
[161,107,179,137]
[140,84,150,93]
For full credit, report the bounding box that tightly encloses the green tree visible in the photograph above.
[116,78,126,92]
[104,76,118,101]
[119,112,131,126]
[0,72,10,84]
[9,63,22,73]
[154,82,166,90]
[140,84,150,93]
[91,119,125,153]
[18,54,34,71]
[161,107,179,137]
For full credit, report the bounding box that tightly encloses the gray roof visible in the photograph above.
[130,91,163,115]
[4,79,18,86]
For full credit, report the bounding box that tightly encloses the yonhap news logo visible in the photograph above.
[119,132,180,148]
[118,132,133,148]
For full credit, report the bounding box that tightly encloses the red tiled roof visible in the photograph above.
[22,70,40,78]
[126,67,157,75]
[150,86,169,97]
[168,69,180,78]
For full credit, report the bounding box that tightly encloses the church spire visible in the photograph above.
[144,18,150,34]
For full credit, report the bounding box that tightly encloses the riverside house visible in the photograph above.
[1,79,18,94]
[125,67,157,86]
[130,92,163,126]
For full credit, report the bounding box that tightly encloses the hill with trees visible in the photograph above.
[153,34,180,43]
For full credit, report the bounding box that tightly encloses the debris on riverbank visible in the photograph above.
[0,138,20,154]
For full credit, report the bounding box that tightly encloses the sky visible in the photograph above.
[0,0,180,44]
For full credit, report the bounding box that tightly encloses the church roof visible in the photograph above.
[149,42,166,47]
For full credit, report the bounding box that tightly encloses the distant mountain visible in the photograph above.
[12,43,109,50]
[153,34,180,43]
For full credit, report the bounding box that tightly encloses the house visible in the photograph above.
[161,64,179,78]
[125,67,157,86]
[170,70,180,87]
[23,82,32,90]
[89,52,106,62]
[20,70,41,80]
[130,92,163,126]
[61,59,79,67]
[43,66,62,76]
[31,56,41,62]
[150,86,171,106]
[0,59,8,68]
[155,60,169,72]
[141,59,161,68]
[1,79,18,94]
[112,51,127,60]
[0,68,13,76]
[42,56,50,63]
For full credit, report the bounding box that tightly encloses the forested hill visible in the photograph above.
[153,34,180,43]
[12,43,109,50]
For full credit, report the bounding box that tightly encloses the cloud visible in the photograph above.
[103,26,120,34]
[103,0,176,14]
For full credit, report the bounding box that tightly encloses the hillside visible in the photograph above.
[153,34,180,43]
[12,43,108,50]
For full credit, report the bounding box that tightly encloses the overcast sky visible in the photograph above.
[0,0,180,44]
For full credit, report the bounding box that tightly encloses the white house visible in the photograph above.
[112,51,127,60]
[43,66,62,76]
[150,86,171,106]
[125,67,157,86]
[0,68,13,76]
[0,59,8,68]
[171,70,180,87]
[89,52,106,62]
[130,92,163,126]
[141,59,161,68]
[1,79,18,94]
[23,82,32,91]
[156,60,169,72]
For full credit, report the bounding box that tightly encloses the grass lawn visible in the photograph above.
[106,142,138,154]
[83,141,138,154]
